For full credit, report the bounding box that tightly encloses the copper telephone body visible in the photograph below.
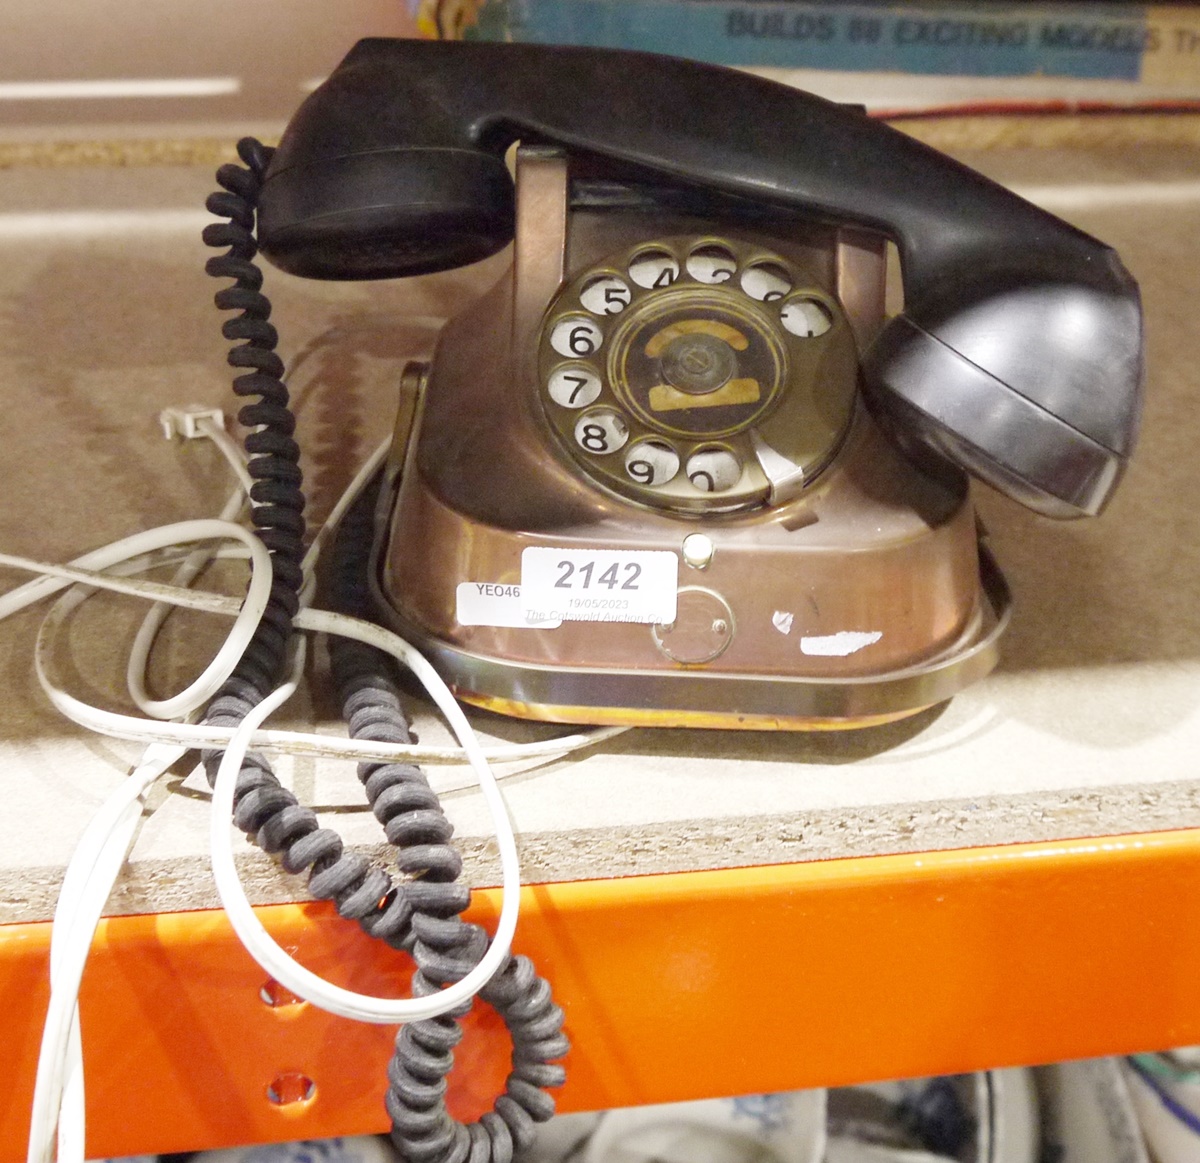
[373,148,1006,728]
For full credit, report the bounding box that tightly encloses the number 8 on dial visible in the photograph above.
[574,409,628,455]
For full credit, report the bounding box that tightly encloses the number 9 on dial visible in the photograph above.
[624,440,679,486]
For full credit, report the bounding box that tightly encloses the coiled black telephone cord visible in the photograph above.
[200,138,568,1163]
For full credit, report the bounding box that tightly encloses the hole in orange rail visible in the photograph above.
[259,978,306,1008]
[266,1072,316,1106]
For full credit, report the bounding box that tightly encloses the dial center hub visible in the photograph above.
[660,333,736,395]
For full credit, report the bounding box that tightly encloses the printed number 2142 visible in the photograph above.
[554,560,641,590]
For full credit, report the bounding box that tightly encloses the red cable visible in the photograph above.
[875,97,1200,120]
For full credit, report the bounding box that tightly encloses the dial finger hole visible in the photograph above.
[580,274,632,315]
[780,296,833,338]
[686,447,742,493]
[624,440,680,487]
[547,365,602,409]
[575,409,629,456]
[628,248,679,290]
[551,316,604,358]
[741,262,793,302]
[686,245,737,285]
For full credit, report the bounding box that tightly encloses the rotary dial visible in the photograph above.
[537,236,857,513]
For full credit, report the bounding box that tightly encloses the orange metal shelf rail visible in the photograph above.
[5,829,1200,1163]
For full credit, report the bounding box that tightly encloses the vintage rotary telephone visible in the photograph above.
[253,38,1143,730]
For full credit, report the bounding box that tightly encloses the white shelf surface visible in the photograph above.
[2,145,1198,926]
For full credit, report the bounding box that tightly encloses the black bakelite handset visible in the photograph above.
[255,39,1142,520]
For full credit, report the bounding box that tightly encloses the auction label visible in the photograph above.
[521,548,678,624]
[456,582,563,628]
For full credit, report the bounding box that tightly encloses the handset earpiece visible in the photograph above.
[256,39,1142,516]
[255,146,514,279]
[256,54,516,279]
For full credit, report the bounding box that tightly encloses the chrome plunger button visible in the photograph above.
[681,533,715,569]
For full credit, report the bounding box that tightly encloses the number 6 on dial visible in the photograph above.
[551,317,603,357]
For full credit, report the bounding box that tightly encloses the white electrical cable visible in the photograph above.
[209,605,524,1023]
[38,664,624,765]
[26,743,185,1163]
[0,519,272,654]
[55,1015,82,1163]
[156,408,252,493]
[194,413,254,493]
[10,520,269,1163]
[50,745,184,1163]
[5,414,625,1158]
[12,553,624,767]
[2,551,243,618]
[19,526,266,1163]
[2,425,624,767]
[126,486,247,718]
[301,436,391,582]
[9,523,525,1024]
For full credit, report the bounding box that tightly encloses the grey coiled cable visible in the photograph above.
[328,486,569,1163]
[202,141,569,1162]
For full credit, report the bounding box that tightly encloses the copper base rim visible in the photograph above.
[372,546,1011,731]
